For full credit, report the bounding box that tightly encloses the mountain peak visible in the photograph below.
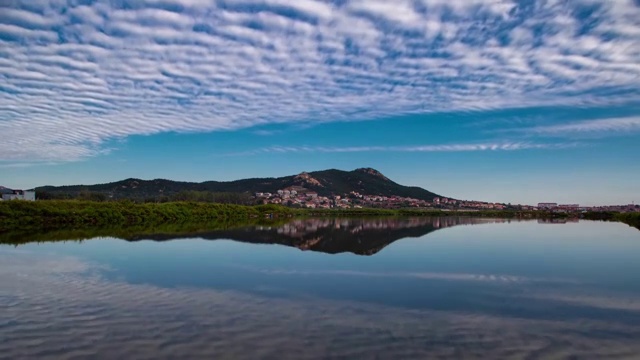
[354,168,389,181]
[294,172,324,187]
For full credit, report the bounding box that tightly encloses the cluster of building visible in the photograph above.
[0,187,35,201]
[537,203,581,212]
[254,187,509,210]
[255,187,351,209]
[256,187,449,209]
[434,197,507,210]
[349,192,429,208]
[579,204,639,213]
[536,202,639,213]
[255,189,640,214]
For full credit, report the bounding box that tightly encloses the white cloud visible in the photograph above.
[0,161,60,169]
[526,116,640,135]
[228,142,576,156]
[0,0,639,161]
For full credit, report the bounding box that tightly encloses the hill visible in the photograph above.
[35,168,442,201]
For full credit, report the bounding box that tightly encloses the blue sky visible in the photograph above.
[1,0,639,205]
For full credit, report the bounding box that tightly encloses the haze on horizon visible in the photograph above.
[1,0,639,206]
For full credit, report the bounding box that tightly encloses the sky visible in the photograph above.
[0,0,639,206]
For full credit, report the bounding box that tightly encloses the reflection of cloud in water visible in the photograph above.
[522,293,640,312]
[255,268,575,284]
[1,252,640,360]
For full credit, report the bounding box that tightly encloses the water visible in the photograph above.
[1,217,640,359]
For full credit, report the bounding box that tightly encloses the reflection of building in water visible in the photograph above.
[537,218,580,224]
[247,217,518,255]
[271,217,509,238]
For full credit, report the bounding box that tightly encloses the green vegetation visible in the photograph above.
[583,211,640,230]
[615,212,640,229]
[0,200,296,232]
[36,188,254,204]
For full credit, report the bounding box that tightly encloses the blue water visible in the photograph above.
[1,218,639,359]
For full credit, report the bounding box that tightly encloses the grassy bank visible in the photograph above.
[0,200,297,232]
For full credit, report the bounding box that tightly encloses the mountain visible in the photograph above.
[35,167,442,201]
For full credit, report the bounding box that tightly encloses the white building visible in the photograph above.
[1,190,36,201]
[538,203,558,209]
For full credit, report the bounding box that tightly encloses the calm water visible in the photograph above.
[1,217,640,359]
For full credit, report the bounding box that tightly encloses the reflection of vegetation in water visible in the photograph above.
[0,218,292,245]
[582,212,640,230]
[614,212,640,229]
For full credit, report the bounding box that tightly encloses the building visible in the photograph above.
[1,189,36,201]
[558,204,580,211]
[537,203,558,209]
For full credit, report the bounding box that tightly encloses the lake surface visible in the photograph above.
[1,217,640,359]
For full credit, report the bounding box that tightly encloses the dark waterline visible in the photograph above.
[1,217,640,359]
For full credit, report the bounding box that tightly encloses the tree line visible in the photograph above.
[36,190,254,204]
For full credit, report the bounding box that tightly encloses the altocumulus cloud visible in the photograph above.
[525,116,640,135]
[0,0,639,161]
[227,142,576,156]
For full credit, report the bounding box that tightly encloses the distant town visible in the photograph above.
[1,184,638,213]
[253,186,639,213]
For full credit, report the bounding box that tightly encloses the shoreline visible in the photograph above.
[1,200,638,233]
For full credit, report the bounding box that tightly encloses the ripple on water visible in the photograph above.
[1,251,640,360]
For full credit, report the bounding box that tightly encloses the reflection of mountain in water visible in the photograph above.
[129,217,509,256]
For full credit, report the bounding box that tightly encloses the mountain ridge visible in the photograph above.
[35,168,442,201]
